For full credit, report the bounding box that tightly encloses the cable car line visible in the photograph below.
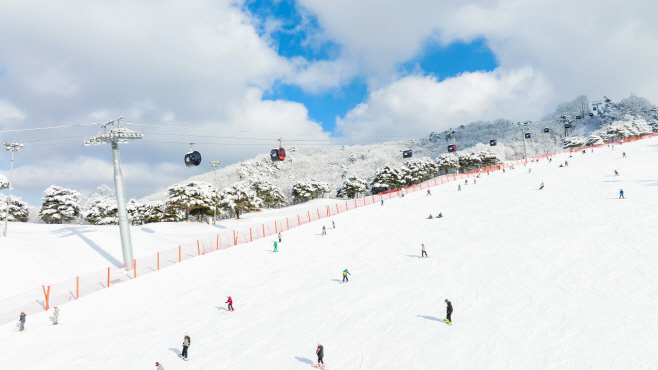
[0,122,101,134]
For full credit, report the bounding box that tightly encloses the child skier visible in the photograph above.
[155,362,164,370]
[614,170,619,176]
[322,226,326,235]
[381,199,384,205]
[427,189,431,196]
[445,299,453,325]
[342,269,351,282]
[226,296,234,311]
[53,306,59,325]
[273,241,278,252]
[180,333,190,360]
[19,311,26,331]
[421,244,427,258]
[278,232,282,242]
[458,185,461,191]
[316,344,324,368]
[619,189,624,199]
[539,182,544,190]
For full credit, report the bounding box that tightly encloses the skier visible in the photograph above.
[273,241,278,252]
[427,189,431,196]
[316,344,324,367]
[278,232,282,243]
[19,311,26,331]
[381,199,384,205]
[614,170,619,176]
[473,179,476,184]
[565,161,569,167]
[332,221,335,229]
[445,299,453,325]
[53,306,59,325]
[619,189,624,199]
[539,182,544,190]
[342,269,351,282]
[623,152,626,158]
[465,179,468,185]
[503,168,505,173]
[528,168,532,173]
[421,244,427,258]
[156,362,164,370]
[180,333,190,360]
[322,226,326,235]
[226,296,234,311]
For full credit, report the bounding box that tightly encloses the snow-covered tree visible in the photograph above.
[598,94,655,125]
[436,153,459,174]
[336,175,368,199]
[458,152,482,170]
[478,151,502,167]
[126,199,143,225]
[84,197,118,225]
[370,165,405,193]
[219,182,262,219]
[563,136,586,149]
[167,181,218,220]
[586,134,605,146]
[250,178,286,208]
[39,185,81,224]
[0,194,29,222]
[0,173,8,190]
[291,180,331,202]
[403,157,439,184]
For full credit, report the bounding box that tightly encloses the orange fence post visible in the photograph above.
[217,234,219,250]
[287,218,290,230]
[197,240,201,255]
[250,228,253,242]
[42,285,50,311]
[134,260,137,278]
[233,230,237,245]
[263,224,265,237]
[76,277,79,299]
[308,211,311,222]
[336,204,339,214]
[157,253,160,270]
[275,221,278,233]
[179,246,181,262]
[354,199,357,208]
[107,267,110,287]
[317,208,321,218]
[296,215,300,226]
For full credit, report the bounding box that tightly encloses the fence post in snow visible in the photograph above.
[336,204,339,214]
[287,218,289,230]
[250,228,253,242]
[233,230,237,245]
[263,224,265,237]
[275,221,277,233]
[308,211,311,222]
[42,285,50,311]
[76,277,79,299]
[134,260,136,278]
[157,253,160,271]
[107,268,110,287]
[197,240,200,255]
[317,209,321,218]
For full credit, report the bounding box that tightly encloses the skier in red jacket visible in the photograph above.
[226,296,234,311]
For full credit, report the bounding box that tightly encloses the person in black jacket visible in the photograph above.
[181,333,191,360]
[316,344,324,366]
[445,299,453,324]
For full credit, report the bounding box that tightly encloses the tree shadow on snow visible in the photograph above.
[169,348,181,356]
[295,357,314,365]
[417,315,442,322]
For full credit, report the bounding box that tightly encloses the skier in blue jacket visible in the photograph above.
[342,269,351,282]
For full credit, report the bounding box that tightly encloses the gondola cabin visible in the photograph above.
[447,144,457,152]
[543,128,550,133]
[185,150,202,167]
[589,112,594,117]
[402,150,413,158]
[564,124,572,129]
[593,106,597,110]
[524,133,532,139]
[270,147,286,161]
[489,139,497,146]
[576,116,581,119]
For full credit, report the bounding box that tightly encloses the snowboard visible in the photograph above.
[179,355,189,361]
[444,319,452,325]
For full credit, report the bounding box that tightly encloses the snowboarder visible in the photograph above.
[278,232,282,243]
[619,189,624,199]
[273,241,278,252]
[614,170,619,176]
[18,311,25,331]
[458,185,461,191]
[226,296,234,311]
[428,214,433,219]
[421,244,427,258]
[332,221,335,229]
[445,299,453,325]
[322,226,326,235]
[437,212,443,218]
[539,182,544,190]
[342,269,351,282]
[180,333,190,360]
[53,306,59,325]
[427,189,431,196]
[156,362,164,370]
[623,152,626,158]
[316,344,324,367]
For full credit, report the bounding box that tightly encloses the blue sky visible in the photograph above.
[246,0,499,133]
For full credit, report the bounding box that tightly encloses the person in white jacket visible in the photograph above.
[53,307,59,325]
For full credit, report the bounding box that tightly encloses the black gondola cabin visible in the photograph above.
[185,151,202,167]
[402,150,413,158]
[543,128,549,133]
[524,133,532,139]
[270,147,286,161]
[489,139,496,146]
[447,144,457,152]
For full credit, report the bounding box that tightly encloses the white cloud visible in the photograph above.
[337,67,552,137]
[0,100,26,126]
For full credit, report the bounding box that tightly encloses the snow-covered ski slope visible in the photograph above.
[2,139,658,370]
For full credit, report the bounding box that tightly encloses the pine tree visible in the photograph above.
[458,152,482,171]
[84,197,118,225]
[336,175,368,199]
[167,181,218,221]
[39,185,81,224]
[250,178,286,208]
[0,194,29,222]
[370,165,405,194]
[478,151,502,167]
[0,173,8,190]
[436,153,459,175]
[291,180,330,203]
[219,182,262,219]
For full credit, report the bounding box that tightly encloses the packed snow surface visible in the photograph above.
[2,139,658,369]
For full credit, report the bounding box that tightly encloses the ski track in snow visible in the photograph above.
[1,140,658,369]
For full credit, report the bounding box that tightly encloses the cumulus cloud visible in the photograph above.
[337,67,552,137]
